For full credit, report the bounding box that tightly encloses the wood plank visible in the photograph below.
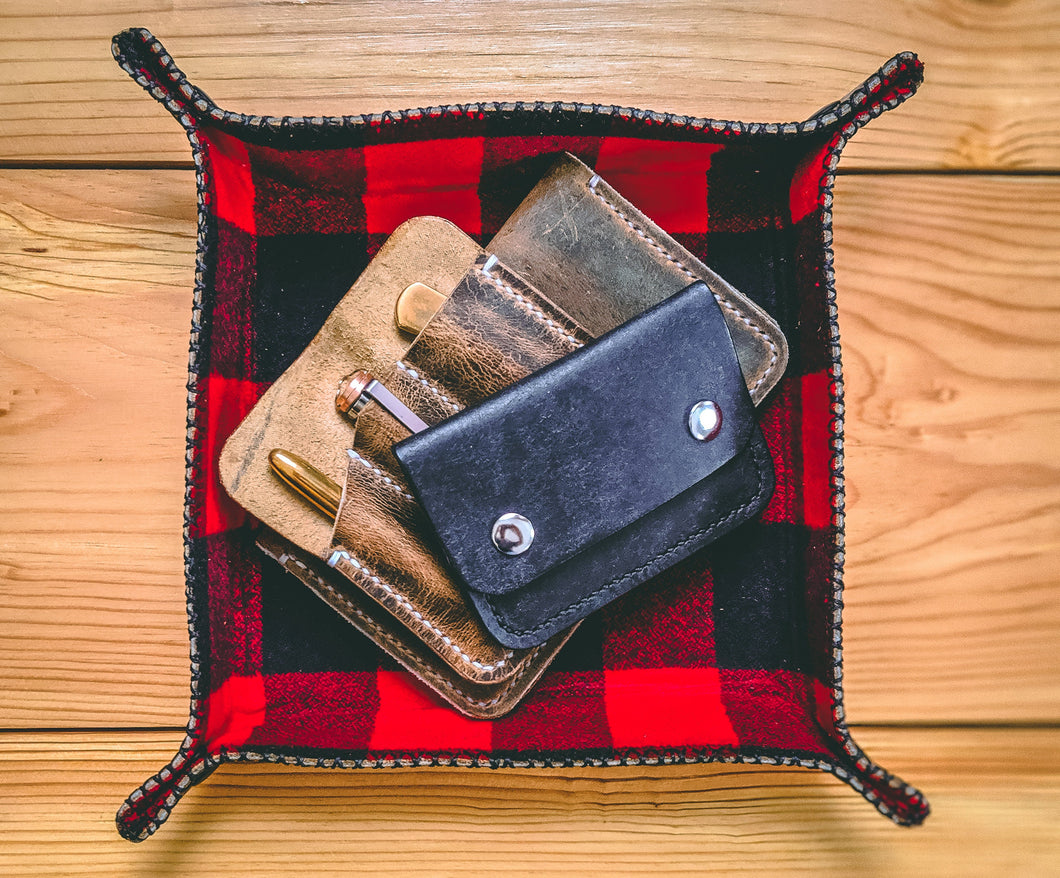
[834,175,1060,723]
[0,1,1057,169]
[0,170,1057,729]
[0,171,193,727]
[0,727,1057,875]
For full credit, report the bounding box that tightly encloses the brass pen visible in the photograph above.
[268,449,341,519]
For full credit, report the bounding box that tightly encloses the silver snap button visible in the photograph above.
[492,513,535,555]
[688,400,722,441]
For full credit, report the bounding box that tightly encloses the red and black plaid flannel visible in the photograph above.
[112,28,927,841]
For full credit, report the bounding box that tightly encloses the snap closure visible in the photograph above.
[492,513,535,555]
[688,400,722,441]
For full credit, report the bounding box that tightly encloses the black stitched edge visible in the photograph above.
[112,29,219,843]
[811,57,931,826]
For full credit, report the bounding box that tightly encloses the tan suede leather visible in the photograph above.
[488,153,789,405]
[220,217,482,554]
[220,217,574,717]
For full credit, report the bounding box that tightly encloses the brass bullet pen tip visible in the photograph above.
[394,282,446,335]
[268,448,342,519]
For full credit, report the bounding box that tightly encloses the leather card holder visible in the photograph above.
[395,280,775,648]
[219,217,575,717]
[332,251,596,646]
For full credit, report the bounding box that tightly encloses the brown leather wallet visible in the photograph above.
[220,217,575,717]
[489,153,788,405]
[398,154,788,404]
[326,249,596,662]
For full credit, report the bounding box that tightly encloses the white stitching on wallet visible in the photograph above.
[587,174,778,393]
[395,361,461,413]
[347,450,415,502]
[477,264,583,349]
[327,549,513,672]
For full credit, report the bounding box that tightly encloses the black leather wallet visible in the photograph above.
[395,281,775,648]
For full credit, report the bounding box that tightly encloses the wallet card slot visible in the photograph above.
[399,256,590,409]
[327,447,526,684]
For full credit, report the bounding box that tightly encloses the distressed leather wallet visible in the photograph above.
[219,217,576,717]
[334,250,599,643]
[489,153,789,405]
[396,279,775,647]
[401,153,788,405]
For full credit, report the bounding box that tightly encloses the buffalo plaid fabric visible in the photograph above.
[113,28,927,841]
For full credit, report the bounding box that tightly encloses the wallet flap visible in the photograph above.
[395,281,755,597]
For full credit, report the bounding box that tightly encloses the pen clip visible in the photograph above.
[336,370,429,434]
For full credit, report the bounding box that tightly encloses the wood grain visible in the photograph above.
[0,727,1057,876]
[3,8,1057,873]
[0,169,1056,729]
[835,175,1060,723]
[0,0,1058,169]
[0,171,192,727]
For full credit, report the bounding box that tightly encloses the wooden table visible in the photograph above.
[1,3,1057,874]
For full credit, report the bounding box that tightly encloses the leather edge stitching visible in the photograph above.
[327,548,518,675]
[586,174,779,394]
[477,263,585,350]
[267,544,540,706]
[396,361,462,413]
[486,432,773,638]
[347,449,415,502]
